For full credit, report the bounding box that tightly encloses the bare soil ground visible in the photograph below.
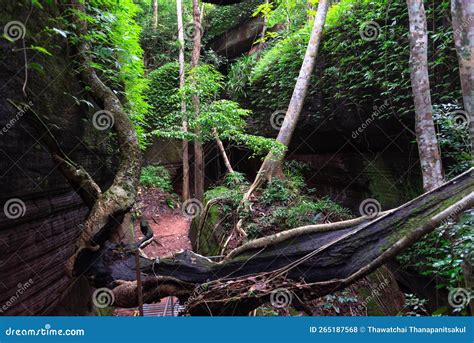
[114,187,191,316]
[134,187,191,257]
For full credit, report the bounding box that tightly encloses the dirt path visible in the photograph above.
[115,188,190,316]
[134,187,192,257]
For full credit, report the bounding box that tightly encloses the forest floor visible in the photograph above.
[133,187,191,257]
[114,187,191,316]
[113,187,403,316]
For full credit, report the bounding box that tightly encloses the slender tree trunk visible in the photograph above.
[176,0,190,201]
[152,0,158,30]
[244,0,329,197]
[451,0,474,155]
[258,0,269,52]
[407,0,444,191]
[451,7,473,301]
[191,0,204,201]
[213,128,234,173]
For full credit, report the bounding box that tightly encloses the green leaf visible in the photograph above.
[30,45,53,56]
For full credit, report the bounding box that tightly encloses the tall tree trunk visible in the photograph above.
[448,4,473,308]
[177,0,190,201]
[451,0,474,155]
[152,0,158,30]
[65,2,142,276]
[244,0,329,198]
[213,128,234,173]
[407,0,444,191]
[191,0,204,201]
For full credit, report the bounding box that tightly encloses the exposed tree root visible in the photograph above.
[225,211,391,260]
[81,168,473,315]
[62,4,142,276]
[7,99,101,209]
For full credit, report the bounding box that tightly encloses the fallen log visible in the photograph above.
[80,168,473,315]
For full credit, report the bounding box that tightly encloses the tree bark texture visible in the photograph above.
[407,0,444,191]
[81,169,473,315]
[246,0,329,194]
[64,3,142,276]
[177,0,190,201]
[152,0,158,30]
[191,0,205,202]
[213,128,234,173]
[451,0,474,156]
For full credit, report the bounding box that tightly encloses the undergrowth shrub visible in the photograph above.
[227,0,459,132]
[433,103,472,178]
[398,210,474,314]
[140,165,173,192]
[204,162,352,240]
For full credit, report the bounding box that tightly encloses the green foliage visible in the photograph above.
[181,64,224,104]
[433,104,472,178]
[204,172,249,210]
[224,171,248,188]
[66,0,149,145]
[285,198,352,227]
[265,0,308,35]
[242,159,352,237]
[261,178,297,205]
[322,291,359,315]
[229,0,460,128]
[398,210,474,293]
[226,55,258,98]
[145,62,181,127]
[148,63,284,158]
[108,0,149,132]
[403,294,429,316]
[203,162,351,239]
[140,164,173,192]
[137,0,187,68]
[204,0,262,41]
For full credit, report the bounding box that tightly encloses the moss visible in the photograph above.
[196,203,226,256]
[366,159,415,209]
[385,186,473,249]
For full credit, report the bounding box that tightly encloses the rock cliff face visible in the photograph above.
[0,1,117,315]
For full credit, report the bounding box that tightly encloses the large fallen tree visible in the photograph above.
[19,2,472,316]
[78,168,473,315]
